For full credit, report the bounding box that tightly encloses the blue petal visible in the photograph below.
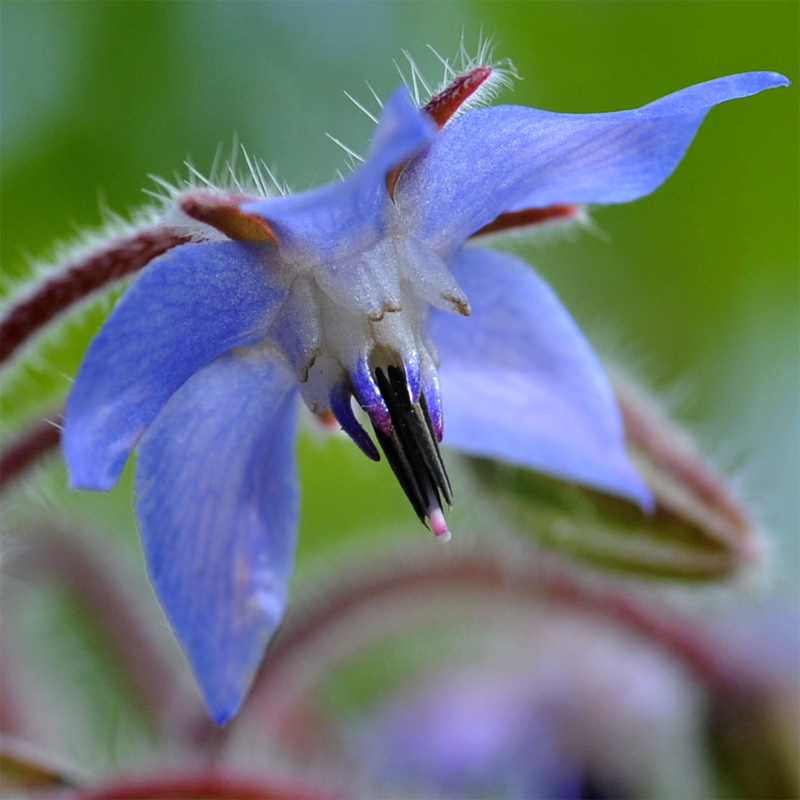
[135,350,300,724]
[241,87,436,262]
[431,247,652,507]
[365,86,438,173]
[63,241,286,490]
[397,72,789,253]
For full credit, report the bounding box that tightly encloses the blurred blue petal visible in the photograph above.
[63,241,286,490]
[397,72,789,252]
[135,350,299,724]
[432,247,652,507]
[364,671,583,799]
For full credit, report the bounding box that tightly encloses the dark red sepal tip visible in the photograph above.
[423,66,493,128]
[181,192,277,244]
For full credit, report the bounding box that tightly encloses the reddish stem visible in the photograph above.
[6,526,200,742]
[620,394,748,532]
[61,770,342,800]
[0,228,192,366]
[0,411,62,491]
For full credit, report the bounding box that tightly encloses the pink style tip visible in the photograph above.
[428,507,451,542]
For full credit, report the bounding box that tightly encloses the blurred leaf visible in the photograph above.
[0,737,80,792]
[708,687,800,800]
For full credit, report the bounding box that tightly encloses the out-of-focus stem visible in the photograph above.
[0,411,62,492]
[227,546,765,746]
[59,770,342,800]
[6,526,200,741]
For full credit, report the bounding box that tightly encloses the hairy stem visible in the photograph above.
[0,227,192,367]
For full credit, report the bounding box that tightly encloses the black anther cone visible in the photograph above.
[372,365,452,525]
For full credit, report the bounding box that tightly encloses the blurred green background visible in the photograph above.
[2,0,797,584]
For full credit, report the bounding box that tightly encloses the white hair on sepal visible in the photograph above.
[341,35,516,165]
[325,133,365,166]
[394,32,519,115]
[144,139,288,209]
[396,49,435,108]
[5,136,286,307]
[1,140,288,373]
[434,31,518,106]
[337,86,385,174]
[365,81,384,110]
[343,91,379,124]
[149,142,292,240]
[238,144,290,198]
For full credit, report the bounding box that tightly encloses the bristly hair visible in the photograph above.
[144,140,291,235]
[2,38,514,383]
[335,34,518,166]
[149,139,288,203]
[1,140,282,307]
[0,140,287,395]
[396,32,518,116]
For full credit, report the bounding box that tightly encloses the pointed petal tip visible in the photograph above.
[134,353,299,734]
[625,473,656,515]
[368,85,437,173]
[433,247,658,513]
[729,71,790,92]
[764,71,791,88]
[68,474,116,493]
[207,696,241,727]
[208,706,235,727]
[399,70,790,249]
[63,440,124,492]
[198,669,252,724]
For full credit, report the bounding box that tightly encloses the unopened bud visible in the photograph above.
[461,375,762,581]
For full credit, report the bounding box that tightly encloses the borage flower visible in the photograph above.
[62,57,787,722]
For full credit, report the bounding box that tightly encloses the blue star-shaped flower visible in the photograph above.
[62,65,787,722]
